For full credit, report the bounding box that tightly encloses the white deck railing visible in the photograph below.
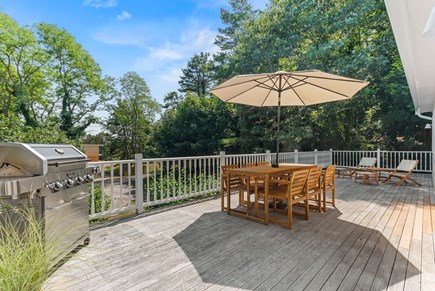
[332,150,432,172]
[87,149,431,220]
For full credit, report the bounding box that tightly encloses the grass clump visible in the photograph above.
[0,206,53,291]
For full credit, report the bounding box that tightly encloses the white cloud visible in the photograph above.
[83,0,117,8]
[92,25,151,46]
[117,11,131,21]
[151,48,184,60]
[92,18,220,101]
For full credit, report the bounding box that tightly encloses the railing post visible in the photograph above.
[330,149,333,165]
[294,149,299,164]
[220,151,226,167]
[135,153,144,214]
[377,148,381,168]
[266,150,271,163]
[314,149,318,165]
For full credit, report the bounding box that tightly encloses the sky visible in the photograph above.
[0,0,268,104]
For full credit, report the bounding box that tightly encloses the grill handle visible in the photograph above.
[48,159,92,167]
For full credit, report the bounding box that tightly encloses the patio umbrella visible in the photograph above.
[210,70,369,167]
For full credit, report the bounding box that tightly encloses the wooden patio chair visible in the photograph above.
[321,164,336,212]
[349,157,377,177]
[307,166,323,213]
[254,168,310,229]
[382,159,421,187]
[220,164,256,211]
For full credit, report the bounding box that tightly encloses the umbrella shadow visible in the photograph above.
[172,208,420,290]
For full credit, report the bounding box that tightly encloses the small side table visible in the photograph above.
[355,171,379,185]
[335,167,352,178]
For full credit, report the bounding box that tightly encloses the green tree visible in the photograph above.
[178,52,214,97]
[153,94,237,157]
[211,0,427,151]
[105,72,160,159]
[163,91,183,109]
[0,13,48,127]
[36,23,112,139]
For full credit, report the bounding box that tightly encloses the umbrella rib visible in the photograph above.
[286,75,352,98]
[212,75,270,91]
[257,74,279,106]
[290,73,368,84]
[281,76,308,105]
[223,77,274,103]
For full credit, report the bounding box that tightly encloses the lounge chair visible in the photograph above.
[349,157,377,177]
[382,160,421,186]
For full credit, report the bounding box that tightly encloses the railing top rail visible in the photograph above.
[332,150,431,153]
[142,155,220,162]
[225,153,266,157]
[89,160,135,165]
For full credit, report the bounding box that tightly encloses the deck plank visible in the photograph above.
[44,174,433,291]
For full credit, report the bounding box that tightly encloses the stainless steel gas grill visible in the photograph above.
[0,142,96,266]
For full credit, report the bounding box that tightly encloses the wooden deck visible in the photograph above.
[45,174,435,290]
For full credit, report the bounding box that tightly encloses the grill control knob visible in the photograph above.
[65,179,75,188]
[85,174,94,182]
[53,181,63,192]
[76,176,84,184]
[92,167,100,174]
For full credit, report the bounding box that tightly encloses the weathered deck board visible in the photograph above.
[45,174,435,291]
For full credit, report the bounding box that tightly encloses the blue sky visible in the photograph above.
[0,0,268,105]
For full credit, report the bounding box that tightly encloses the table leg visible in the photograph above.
[246,177,251,214]
[265,174,269,225]
[227,172,231,215]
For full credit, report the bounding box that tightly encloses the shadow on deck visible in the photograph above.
[45,174,435,290]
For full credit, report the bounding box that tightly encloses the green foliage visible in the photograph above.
[152,93,238,157]
[0,207,51,291]
[89,184,110,215]
[0,13,48,127]
[105,72,161,159]
[209,0,428,151]
[0,113,81,146]
[36,23,114,139]
[178,52,214,97]
[143,167,219,202]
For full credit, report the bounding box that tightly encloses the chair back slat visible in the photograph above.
[323,165,336,186]
[396,160,419,172]
[289,169,310,197]
[358,157,377,167]
[307,166,322,190]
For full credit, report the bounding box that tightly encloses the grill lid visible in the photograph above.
[0,143,87,176]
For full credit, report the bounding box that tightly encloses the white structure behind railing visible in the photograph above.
[87,149,431,220]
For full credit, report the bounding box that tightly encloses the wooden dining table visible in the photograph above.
[226,163,317,225]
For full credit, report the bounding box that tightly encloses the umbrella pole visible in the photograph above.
[273,90,282,168]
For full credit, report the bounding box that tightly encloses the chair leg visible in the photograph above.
[317,193,322,213]
[322,189,327,212]
[382,174,393,183]
[288,201,293,229]
[332,188,336,207]
[305,195,309,220]
[220,179,225,211]
[407,177,422,187]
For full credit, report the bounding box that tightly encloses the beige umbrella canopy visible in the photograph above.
[210,70,369,167]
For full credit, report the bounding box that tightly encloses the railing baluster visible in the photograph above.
[101,163,105,213]
[119,162,123,209]
[110,163,114,210]
[145,161,149,203]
